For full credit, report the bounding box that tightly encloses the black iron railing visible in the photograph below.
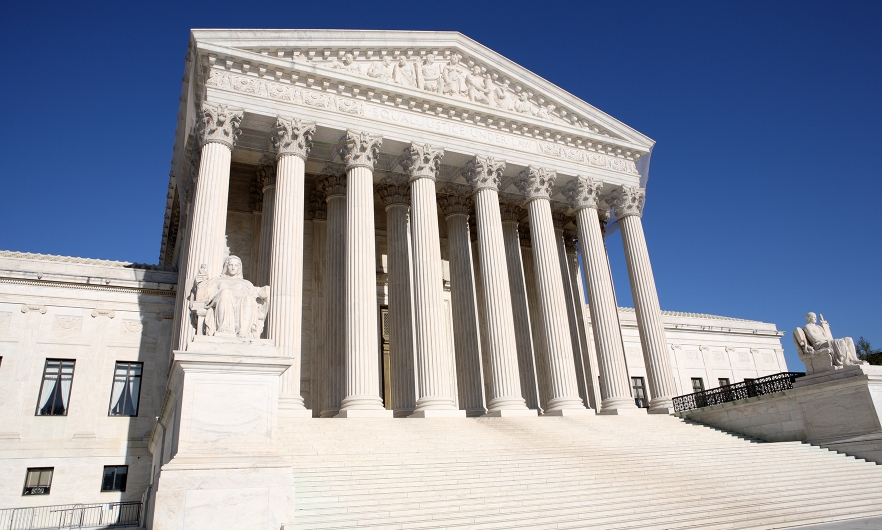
[673,372,805,413]
[0,501,141,530]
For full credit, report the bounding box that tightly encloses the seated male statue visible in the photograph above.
[189,255,269,340]
[793,312,864,374]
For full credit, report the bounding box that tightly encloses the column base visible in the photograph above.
[648,397,675,415]
[409,409,467,418]
[542,408,596,417]
[483,409,539,418]
[334,409,394,418]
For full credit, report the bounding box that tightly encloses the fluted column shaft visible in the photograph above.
[501,220,541,411]
[321,193,346,417]
[523,199,586,413]
[178,141,232,350]
[267,153,307,410]
[578,210,635,410]
[619,213,678,413]
[567,248,602,410]
[445,212,487,416]
[339,164,386,414]
[257,184,275,287]
[521,242,550,411]
[472,188,528,413]
[385,203,418,417]
[555,227,592,409]
[311,217,328,417]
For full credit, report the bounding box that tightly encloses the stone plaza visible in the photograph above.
[1,29,882,529]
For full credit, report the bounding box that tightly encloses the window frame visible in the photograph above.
[691,377,705,393]
[718,378,731,387]
[23,467,54,496]
[35,359,76,417]
[100,465,129,493]
[107,361,144,417]
[631,376,648,408]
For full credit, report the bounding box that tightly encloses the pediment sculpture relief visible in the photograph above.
[189,255,269,339]
[793,312,865,374]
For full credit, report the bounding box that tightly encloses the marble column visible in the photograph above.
[267,116,315,415]
[178,103,243,351]
[439,192,487,417]
[562,177,637,414]
[255,161,276,288]
[609,185,677,414]
[376,179,418,417]
[308,190,328,417]
[564,230,602,411]
[336,131,391,417]
[519,226,550,411]
[499,203,542,411]
[401,144,463,417]
[514,167,587,415]
[248,179,262,283]
[462,156,533,416]
[169,153,196,354]
[552,213,592,410]
[317,168,347,418]
[469,216,494,403]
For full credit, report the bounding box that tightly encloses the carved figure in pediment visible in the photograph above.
[515,92,534,115]
[393,57,417,88]
[465,66,491,104]
[418,54,442,93]
[367,57,393,82]
[442,53,467,97]
[332,53,362,75]
[189,256,269,340]
[491,78,516,111]
[793,312,865,374]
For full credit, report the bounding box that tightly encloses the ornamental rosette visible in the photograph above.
[271,116,316,159]
[438,194,472,218]
[376,179,410,208]
[514,166,556,201]
[462,155,505,192]
[197,102,244,148]
[607,185,646,219]
[338,130,383,170]
[401,143,444,181]
[561,176,603,210]
[499,202,524,223]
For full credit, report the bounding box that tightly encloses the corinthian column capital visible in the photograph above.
[561,176,603,210]
[256,162,276,190]
[462,155,505,192]
[401,143,444,181]
[607,185,646,219]
[271,116,316,160]
[514,166,557,201]
[438,194,472,219]
[338,130,383,170]
[316,172,347,200]
[499,202,524,223]
[197,102,243,149]
[376,180,410,208]
[308,190,327,220]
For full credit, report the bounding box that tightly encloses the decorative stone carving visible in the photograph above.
[442,53,467,97]
[20,304,47,314]
[551,211,570,229]
[437,194,471,218]
[597,208,610,237]
[499,202,524,223]
[270,116,316,159]
[53,316,82,332]
[392,57,418,88]
[561,176,603,210]
[91,309,116,319]
[401,143,444,181]
[793,312,866,374]
[563,230,578,254]
[518,223,532,248]
[366,57,392,82]
[376,180,410,208]
[197,102,243,148]
[514,166,557,201]
[465,66,492,104]
[307,190,327,220]
[607,186,646,219]
[331,53,363,74]
[316,169,347,199]
[338,130,383,170]
[462,156,505,192]
[418,55,442,93]
[189,255,269,339]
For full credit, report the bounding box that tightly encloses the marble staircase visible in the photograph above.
[279,414,882,529]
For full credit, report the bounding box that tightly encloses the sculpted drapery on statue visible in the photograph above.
[189,255,270,339]
[794,312,865,374]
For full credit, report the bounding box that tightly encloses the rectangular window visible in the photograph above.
[23,467,53,495]
[101,465,128,492]
[108,362,143,417]
[718,378,731,387]
[631,377,647,408]
[691,377,705,393]
[36,359,75,416]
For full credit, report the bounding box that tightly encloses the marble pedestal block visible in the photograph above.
[151,336,297,530]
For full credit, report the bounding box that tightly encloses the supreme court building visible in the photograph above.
[0,30,803,529]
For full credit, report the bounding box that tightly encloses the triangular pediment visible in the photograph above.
[190,30,654,161]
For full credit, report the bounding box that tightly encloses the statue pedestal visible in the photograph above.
[151,336,298,530]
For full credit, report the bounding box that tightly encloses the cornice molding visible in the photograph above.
[0,251,175,271]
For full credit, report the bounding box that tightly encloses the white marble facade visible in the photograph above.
[0,29,789,516]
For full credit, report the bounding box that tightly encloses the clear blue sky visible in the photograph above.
[1,1,879,372]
